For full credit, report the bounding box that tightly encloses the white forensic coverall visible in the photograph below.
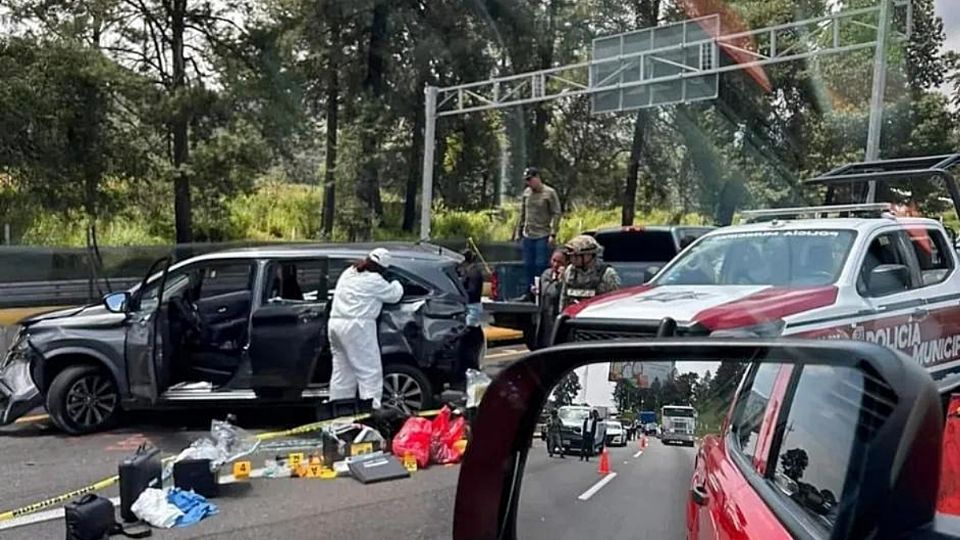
[328,266,404,408]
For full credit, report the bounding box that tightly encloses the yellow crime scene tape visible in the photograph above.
[0,408,442,521]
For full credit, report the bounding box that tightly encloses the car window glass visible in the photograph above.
[729,363,779,460]
[770,365,862,531]
[858,232,912,295]
[265,259,328,303]
[906,227,954,286]
[384,269,430,297]
[197,263,254,299]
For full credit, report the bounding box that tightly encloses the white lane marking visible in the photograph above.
[633,450,644,458]
[577,472,617,501]
[0,497,121,531]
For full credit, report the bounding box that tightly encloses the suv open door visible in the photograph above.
[248,258,330,398]
[125,257,171,404]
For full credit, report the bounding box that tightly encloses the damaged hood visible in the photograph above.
[19,303,126,329]
[566,284,839,331]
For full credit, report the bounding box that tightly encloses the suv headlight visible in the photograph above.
[1,329,28,370]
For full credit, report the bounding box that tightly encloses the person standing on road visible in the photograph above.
[327,248,403,414]
[534,248,568,349]
[458,248,485,376]
[513,167,562,300]
[547,409,565,458]
[580,409,600,462]
[559,235,621,311]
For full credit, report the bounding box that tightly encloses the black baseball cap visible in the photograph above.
[524,166,540,180]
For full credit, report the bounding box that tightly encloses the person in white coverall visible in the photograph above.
[327,248,403,411]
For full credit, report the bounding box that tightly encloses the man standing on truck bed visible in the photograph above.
[560,235,621,310]
[514,166,562,300]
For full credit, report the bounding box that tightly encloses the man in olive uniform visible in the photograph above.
[559,235,621,310]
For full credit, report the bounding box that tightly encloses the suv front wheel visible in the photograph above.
[47,365,121,435]
[381,364,434,415]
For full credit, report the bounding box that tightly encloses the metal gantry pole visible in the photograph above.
[420,86,439,242]
[865,0,892,202]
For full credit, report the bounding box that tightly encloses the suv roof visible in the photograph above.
[190,242,461,264]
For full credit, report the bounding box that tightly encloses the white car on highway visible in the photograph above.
[605,420,626,447]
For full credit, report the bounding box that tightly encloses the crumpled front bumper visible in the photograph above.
[0,350,42,425]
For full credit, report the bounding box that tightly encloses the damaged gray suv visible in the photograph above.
[0,244,481,434]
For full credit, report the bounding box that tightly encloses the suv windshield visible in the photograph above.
[655,230,856,287]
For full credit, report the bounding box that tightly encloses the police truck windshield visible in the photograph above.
[654,230,856,287]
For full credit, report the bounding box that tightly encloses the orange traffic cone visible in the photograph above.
[598,447,611,475]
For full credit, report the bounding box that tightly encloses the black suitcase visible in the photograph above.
[118,444,162,523]
[173,458,219,498]
[346,454,410,484]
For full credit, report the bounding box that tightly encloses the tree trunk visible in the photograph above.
[171,0,191,244]
[321,4,341,237]
[622,110,645,226]
[402,74,426,232]
[356,0,388,238]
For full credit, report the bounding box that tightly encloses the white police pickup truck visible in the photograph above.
[552,155,960,382]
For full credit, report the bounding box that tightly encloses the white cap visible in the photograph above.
[368,248,392,268]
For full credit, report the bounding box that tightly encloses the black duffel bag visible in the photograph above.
[64,494,151,540]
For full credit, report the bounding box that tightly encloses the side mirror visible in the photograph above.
[103,291,131,313]
[453,339,942,540]
[867,264,910,296]
[643,266,662,283]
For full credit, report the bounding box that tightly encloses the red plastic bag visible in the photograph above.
[430,406,466,464]
[391,416,432,468]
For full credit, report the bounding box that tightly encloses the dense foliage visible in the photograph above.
[0,0,957,246]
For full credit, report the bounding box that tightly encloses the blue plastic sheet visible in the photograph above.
[167,488,219,527]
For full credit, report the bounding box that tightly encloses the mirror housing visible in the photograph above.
[102,291,131,313]
[453,339,943,540]
[867,264,910,296]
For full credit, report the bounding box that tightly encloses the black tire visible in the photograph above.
[47,365,121,435]
[382,364,434,415]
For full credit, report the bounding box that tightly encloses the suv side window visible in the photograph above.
[264,259,329,303]
[139,261,253,309]
[728,363,780,462]
[857,231,914,296]
[768,365,862,531]
[905,227,954,286]
[196,262,254,300]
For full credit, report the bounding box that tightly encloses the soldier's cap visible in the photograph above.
[523,167,540,180]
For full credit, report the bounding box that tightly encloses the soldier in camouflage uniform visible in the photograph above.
[559,235,621,310]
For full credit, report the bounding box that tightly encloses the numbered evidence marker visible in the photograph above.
[289,453,305,477]
[232,460,252,481]
[350,442,374,457]
[402,452,418,473]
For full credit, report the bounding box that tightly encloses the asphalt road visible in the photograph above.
[0,345,529,539]
[520,438,697,540]
[0,345,697,539]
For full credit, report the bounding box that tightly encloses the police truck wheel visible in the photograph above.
[382,364,433,415]
[47,365,120,435]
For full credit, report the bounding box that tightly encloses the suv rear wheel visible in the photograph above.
[47,365,120,435]
[382,364,433,415]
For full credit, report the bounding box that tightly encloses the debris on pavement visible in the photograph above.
[168,488,218,527]
[131,488,181,529]
[466,369,491,408]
